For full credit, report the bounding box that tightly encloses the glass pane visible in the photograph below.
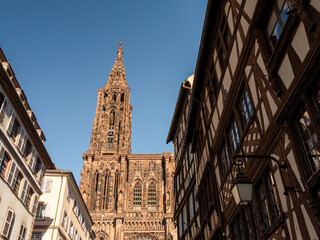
[298,110,320,173]
[280,2,289,26]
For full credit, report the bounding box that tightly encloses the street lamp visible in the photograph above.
[231,172,253,205]
[231,155,291,206]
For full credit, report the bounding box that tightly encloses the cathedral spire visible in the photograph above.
[105,40,127,87]
[89,41,132,155]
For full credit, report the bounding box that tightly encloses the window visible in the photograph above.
[182,204,188,231]
[13,172,23,195]
[102,171,110,210]
[67,189,71,202]
[230,206,258,240]
[295,106,320,175]
[7,160,18,189]
[0,92,7,122]
[0,147,10,178]
[69,221,73,236]
[16,128,27,154]
[31,194,39,215]
[73,200,80,216]
[133,181,142,209]
[238,89,253,130]
[31,233,43,240]
[7,111,20,141]
[291,82,320,179]
[41,179,52,192]
[121,93,125,102]
[188,192,194,220]
[36,203,52,220]
[28,148,37,172]
[27,188,34,208]
[268,1,290,48]
[217,12,232,68]
[148,182,157,209]
[2,209,14,239]
[61,210,67,228]
[18,225,27,240]
[114,171,119,210]
[253,171,280,234]
[178,213,183,238]
[23,140,32,160]
[218,143,232,178]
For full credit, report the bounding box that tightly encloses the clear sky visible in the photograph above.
[1,0,207,183]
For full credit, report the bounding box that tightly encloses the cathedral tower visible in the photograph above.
[89,40,132,155]
[80,42,176,240]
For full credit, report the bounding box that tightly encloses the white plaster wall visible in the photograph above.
[0,180,33,240]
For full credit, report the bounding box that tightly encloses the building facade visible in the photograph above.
[79,42,176,240]
[32,169,95,240]
[0,48,55,240]
[167,75,201,240]
[168,0,320,239]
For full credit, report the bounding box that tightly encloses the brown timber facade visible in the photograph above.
[168,0,320,239]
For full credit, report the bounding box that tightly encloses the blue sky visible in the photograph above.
[1,0,207,183]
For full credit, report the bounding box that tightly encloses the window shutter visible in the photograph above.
[20,179,29,204]
[2,209,14,238]
[45,204,52,218]
[0,98,7,122]
[23,184,30,205]
[29,148,37,172]
[42,179,51,192]
[6,111,15,134]
[17,128,26,153]
[65,216,69,230]
[0,142,5,158]
[31,194,39,214]
[38,163,45,185]
[7,161,17,187]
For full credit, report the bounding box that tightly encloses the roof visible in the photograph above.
[166,74,194,144]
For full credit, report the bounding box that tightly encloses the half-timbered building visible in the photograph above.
[168,0,320,239]
[167,75,201,240]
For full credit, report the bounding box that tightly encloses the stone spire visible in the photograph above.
[105,40,127,87]
[88,40,132,155]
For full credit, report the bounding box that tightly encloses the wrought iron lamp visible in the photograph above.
[231,154,291,206]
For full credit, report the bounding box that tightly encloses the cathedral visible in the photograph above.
[79,41,176,240]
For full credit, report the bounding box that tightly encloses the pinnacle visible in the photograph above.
[105,41,127,87]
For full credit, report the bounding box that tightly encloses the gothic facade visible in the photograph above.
[79,42,176,240]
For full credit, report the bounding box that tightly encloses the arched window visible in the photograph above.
[102,171,109,210]
[121,93,124,102]
[110,109,115,126]
[133,181,142,208]
[112,94,117,101]
[148,182,156,208]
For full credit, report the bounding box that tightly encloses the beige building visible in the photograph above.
[168,0,320,239]
[32,169,95,240]
[79,42,176,240]
[0,48,55,240]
